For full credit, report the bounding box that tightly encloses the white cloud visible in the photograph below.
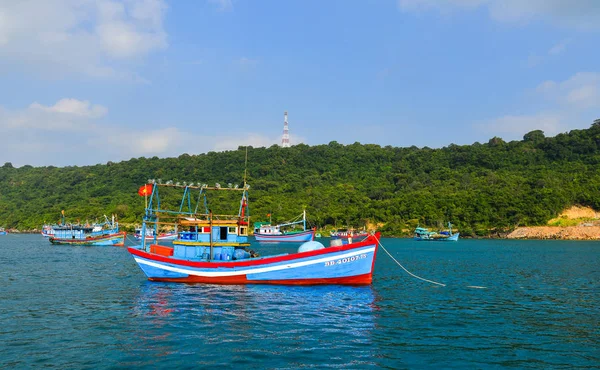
[208,0,233,12]
[548,39,570,55]
[0,0,168,78]
[30,98,108,118]
[477,113,564,138]
[0,98,107,130]
[536,72,600,109]
[236,57,259,68]
[212,134,279,152]
[398,0,600,30]
[0,98,284,166]
[477,71,600,140]
[525,39,571,68]
[398,0,485,12]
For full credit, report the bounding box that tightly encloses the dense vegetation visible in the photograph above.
[2,120,600,237]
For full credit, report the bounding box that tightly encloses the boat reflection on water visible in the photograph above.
[130,282,381,367]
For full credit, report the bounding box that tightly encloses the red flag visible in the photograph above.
[138,184,153,197]
[267,213,271,217]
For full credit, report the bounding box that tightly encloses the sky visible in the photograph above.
[0,0,599,167]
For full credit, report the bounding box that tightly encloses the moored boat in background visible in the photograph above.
[414,222,459,241]
[0,227,7,235]
[49,215,125,246]
[330,228,369,239]
[253,210,315,243]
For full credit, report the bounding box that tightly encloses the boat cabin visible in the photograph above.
[254,224,282,235]
[52,226,94,239]
[175,218,249,245]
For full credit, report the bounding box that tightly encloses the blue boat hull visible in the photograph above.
[254,229,315,243]
[414,233,460,241]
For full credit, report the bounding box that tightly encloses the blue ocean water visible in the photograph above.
[1,235,598,369]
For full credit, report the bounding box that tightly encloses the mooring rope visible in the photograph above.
[377,238,447,287]
[125,234,139,245]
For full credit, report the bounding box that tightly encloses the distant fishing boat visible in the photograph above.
[49,215,125,246]
[330,228,369,239]
[0,227,7,235]
[134,228,177,241]
[414,222,459,241]
[253,210,315,243]
[128,182,380,285]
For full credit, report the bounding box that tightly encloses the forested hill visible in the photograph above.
[2,121,600,236]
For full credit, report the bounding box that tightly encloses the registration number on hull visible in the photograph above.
[324,254,367,267]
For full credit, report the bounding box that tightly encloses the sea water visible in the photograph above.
[1,235,598,368]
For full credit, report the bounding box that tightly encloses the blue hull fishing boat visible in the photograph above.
[128,181,379,285]
[0,228,7,235]
[49,215,125,246]
[414,222,459,241]
[254,211,315,243]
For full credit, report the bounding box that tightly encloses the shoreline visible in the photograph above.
[7,225,600,240]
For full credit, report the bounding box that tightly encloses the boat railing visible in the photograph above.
[138,181,250,252]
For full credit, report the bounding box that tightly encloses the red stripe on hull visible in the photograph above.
[148,273,373,285]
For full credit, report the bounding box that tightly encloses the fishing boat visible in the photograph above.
[414,222,459,241]
[41,224,57,237]
[49,215,125,246]
[0,227,7,235]
[128,182,380,285]
[134,227,177,241]
[253,210,315,243]
[330,228,369,239]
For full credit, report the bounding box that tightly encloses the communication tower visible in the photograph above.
[281,111,290,148]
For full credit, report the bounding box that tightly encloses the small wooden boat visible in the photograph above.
[253,210,315,243]
[49,215,125,246]
[414,222,459,241]
[128,182,379,285]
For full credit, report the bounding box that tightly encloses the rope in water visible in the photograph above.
[125,234,139,245]
[377,238,447,287]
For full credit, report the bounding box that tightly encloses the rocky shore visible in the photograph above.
[507,226,600,240]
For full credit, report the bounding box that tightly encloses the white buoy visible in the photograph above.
[298,241,325,253]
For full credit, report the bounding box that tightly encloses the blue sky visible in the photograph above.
[0,0,599,166]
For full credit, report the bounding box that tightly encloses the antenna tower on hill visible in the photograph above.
[281,111,290,148]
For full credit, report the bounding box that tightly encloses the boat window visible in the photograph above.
[228,227,237,234]
[219,226,227,240]
[240,226,247,236]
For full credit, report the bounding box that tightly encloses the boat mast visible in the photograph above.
[303,209,306,231]
[243,146,248,188]
[209,209,213,261]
